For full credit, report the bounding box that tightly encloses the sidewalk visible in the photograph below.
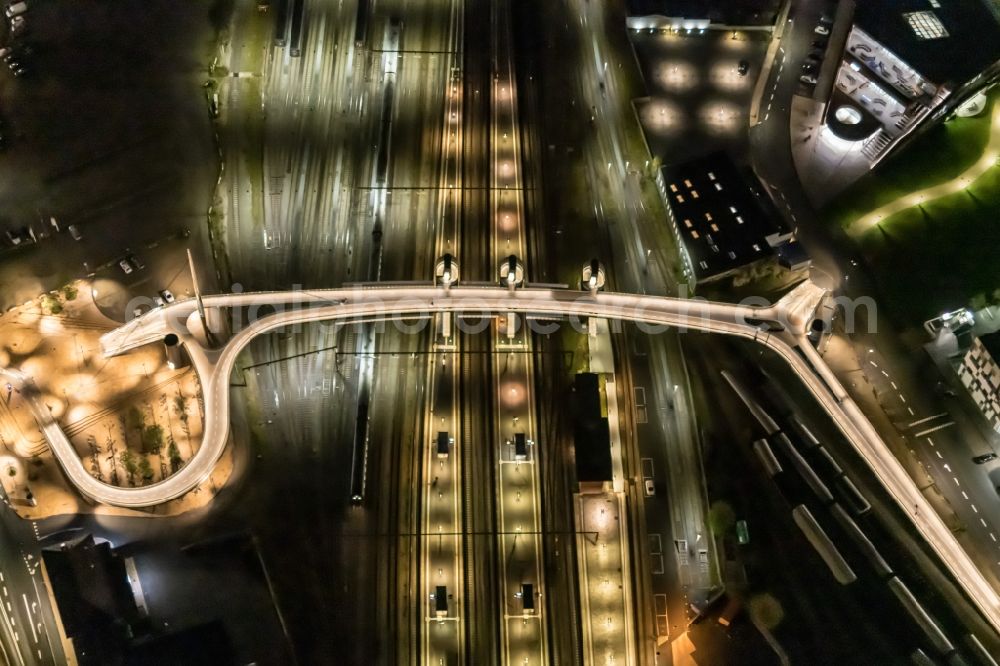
[789,95,872,207]
[818,332,962,529]
[848,101,1000,236]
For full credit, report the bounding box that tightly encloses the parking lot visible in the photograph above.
[631,30,769,166]
[0,0,219,314]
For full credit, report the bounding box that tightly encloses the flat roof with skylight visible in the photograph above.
[662,152,790,283]
[853,0,1000,87]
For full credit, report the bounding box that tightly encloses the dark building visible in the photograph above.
[125,620,237,666]
[42,535,142,666]
[658,152,792,284]
[626,0,782,29]
[43,535,241,666]
[572,373,613,493]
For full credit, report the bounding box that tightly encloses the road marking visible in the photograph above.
[972,504,979,513]
[881,370,889,377]
[910,413,947,427]
[982,518,989,528]
[907,407,915,416]
[891,381,898,390]
[954,477,961,486]
[935,450,943,459]
[899,394,907,403]
[992,533,997,542]
[963,491,969,500]
[22,595,36,644]
[914,422,955,437]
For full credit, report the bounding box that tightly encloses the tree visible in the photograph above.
[970,293,988,311]
[173,395,188,422]
[126,406,145,433]
[748,593,784,630]
[141,424,164,454]
[119,449,138,485]
[168,441,183,473]
[138,456,154,483]
[708,500,736,536]
[40,294,62,315]
[62,285,78,301]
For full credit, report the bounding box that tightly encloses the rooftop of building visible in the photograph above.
[979,330,1000,361]
[626,0,781,25]
[663,151,789,282]
[572,373,613,483]
[43,534,141,665]
[853,0,1000,86]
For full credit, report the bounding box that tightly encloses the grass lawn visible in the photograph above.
[825,89,997,230]
[856,162,1000,324]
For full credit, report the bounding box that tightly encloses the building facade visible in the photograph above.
[821,0,1000,164]
[958,331,1000,434]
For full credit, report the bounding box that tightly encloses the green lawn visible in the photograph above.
[856,162,1000,324]
[825,89,997,230]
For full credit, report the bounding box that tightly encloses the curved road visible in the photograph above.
[6,281,1000,634]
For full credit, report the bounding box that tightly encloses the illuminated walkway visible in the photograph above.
[6,281,1000,635]
[850,100,1000,236]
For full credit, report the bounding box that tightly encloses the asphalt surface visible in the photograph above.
[748,0,1000,612]
[0,504,64,666]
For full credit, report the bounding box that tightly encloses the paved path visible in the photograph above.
[850,100,1000,236]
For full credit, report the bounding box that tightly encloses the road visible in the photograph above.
[748,0,1000,602]
[545,0,721,656]
[92,281,1000,635]
[13,279,1000,642]
[0,504,63,666]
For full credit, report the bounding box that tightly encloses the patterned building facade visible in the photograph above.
[958,331,1000,434]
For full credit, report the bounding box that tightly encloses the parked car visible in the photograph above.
[159,289,175,304]
[118,259,133,274]
[811,39,827,48]
[126,253,144,270]
[644,479,655,496]
[972,453,998,465]
[737,59,750,76]
[802,63,818,73]
[68,224,82,240]
[800,74,818,85]
[814,24,830,35]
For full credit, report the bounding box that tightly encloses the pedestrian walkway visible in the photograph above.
[848,101,1000,236]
